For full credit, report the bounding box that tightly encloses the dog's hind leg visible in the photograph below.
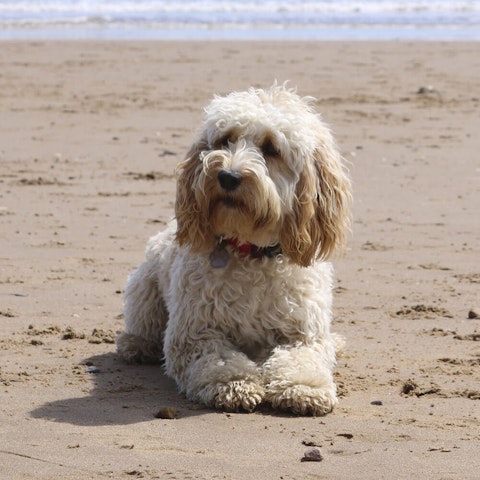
[116,259,167,364]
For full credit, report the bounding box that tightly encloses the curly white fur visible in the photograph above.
[117,84,351,415]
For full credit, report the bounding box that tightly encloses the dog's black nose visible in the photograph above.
[218,170,242,191]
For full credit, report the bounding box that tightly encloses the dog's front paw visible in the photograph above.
[266,384,338,416]
[212,380,265,413]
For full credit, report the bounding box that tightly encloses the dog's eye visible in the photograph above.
[261,139,279,157]
[215,134,231,149]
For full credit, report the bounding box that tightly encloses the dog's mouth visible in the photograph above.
[220,196,243,209]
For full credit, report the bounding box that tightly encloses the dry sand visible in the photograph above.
[0,41,479,479]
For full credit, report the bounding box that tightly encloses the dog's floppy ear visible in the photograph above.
[280,135,351,267]
[175,138,215,252]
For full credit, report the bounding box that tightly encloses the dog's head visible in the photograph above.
[175,84,351,267]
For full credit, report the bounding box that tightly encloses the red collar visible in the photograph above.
[223,238,282,259]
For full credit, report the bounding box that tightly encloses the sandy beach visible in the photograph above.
[1,41,479,479]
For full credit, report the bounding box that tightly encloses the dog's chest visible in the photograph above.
[169,254,305,343]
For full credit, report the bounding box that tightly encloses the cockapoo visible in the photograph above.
[116,84,351,415]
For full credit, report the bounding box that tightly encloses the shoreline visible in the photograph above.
[1,25,480,42]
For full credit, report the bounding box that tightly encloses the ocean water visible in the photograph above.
[0,0,479,40]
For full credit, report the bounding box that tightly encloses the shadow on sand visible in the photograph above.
[30,352,212,426]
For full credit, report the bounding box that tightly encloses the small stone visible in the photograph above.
[401,379,417,395]
[468,308,479,319]
[416,85,441,96]
[302,447,323,462]
[85,365,100,374]
[154,407,178,419]
[417,85,434,94]
[371,400,383,406]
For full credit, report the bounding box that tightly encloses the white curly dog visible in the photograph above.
[116,84,351,416]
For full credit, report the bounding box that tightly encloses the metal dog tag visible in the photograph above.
[209,245,229,268]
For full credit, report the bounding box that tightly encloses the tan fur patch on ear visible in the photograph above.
[314,145,352,261]
[280,145,351,267]
[280,164,321,267]
[175,139,215,253]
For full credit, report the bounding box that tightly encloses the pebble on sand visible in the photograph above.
[302,447,323,462]
[154,407,178,419]
[468,308,479,319]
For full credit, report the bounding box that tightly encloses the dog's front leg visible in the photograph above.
[164,328,264,412]
[263,341,338,416]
